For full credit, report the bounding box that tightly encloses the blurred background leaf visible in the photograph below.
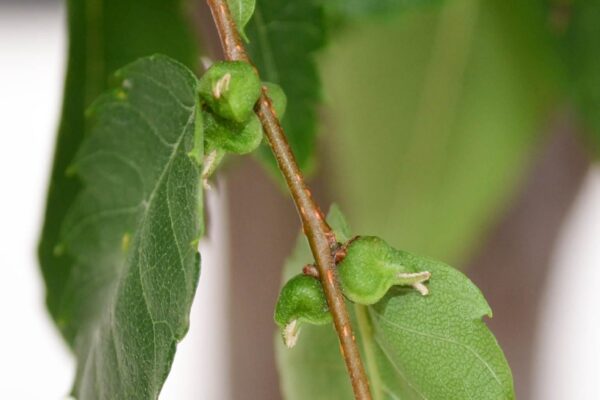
[323,0,439,19]
[322,0,564,265]
[247,0,328,174]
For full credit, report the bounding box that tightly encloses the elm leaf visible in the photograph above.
[57,55,203,399]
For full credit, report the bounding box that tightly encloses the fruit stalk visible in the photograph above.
[206,1,372,398]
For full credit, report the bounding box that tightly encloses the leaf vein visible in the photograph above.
[370,308,502,387]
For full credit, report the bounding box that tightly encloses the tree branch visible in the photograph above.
[205,1,372,398]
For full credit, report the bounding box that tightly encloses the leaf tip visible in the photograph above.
[241,31,250,43]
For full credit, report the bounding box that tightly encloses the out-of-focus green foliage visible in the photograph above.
[324,0,438,19]
[547,0,600,152]
[246,0,328,173]
[323,0,563,265]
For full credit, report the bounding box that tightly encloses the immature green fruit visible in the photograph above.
[262,82,287,118]
[274,274,331,348]
[198,61,261,123]
[337,236,431,305]
[204,110,263,155]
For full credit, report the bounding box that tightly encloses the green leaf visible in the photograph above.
[57,55,203,398]
[38,0,199,345]
[323,0,562,264]
[227,0,256,41]
[246,0,328,173]
[276,205,514,399]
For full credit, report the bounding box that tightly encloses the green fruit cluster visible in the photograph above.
[274,236,431,347]
[197,61,287,184]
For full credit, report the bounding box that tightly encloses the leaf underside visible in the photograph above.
[276,205,514,400]
[57,56,203,399]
